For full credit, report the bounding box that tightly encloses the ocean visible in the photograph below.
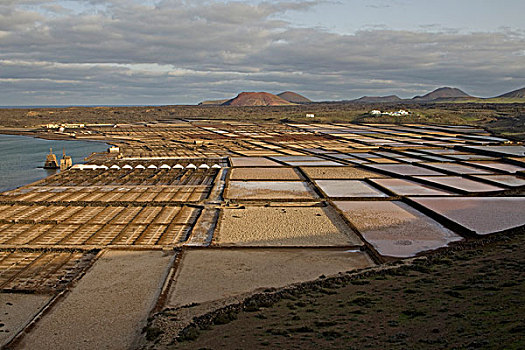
[0,134,108,192]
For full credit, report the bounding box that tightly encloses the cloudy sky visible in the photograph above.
[1,0,524,105]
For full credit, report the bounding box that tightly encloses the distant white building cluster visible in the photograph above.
[43,123,85,129]
[369,109,409,117]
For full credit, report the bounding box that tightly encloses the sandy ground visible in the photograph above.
[166,248,375,307]
[334,201,462,258]
[16,250,174,350]
[230,157,282,167]
[0,293,51,347]
[217,206,362,246]
[300,166,385,179]
[226,181,317,200]
[230,167,301,180]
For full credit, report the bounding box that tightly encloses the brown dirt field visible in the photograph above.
[230,168,301,180]
[226,181,317,200]
[230,157,282,167]
[216,206,362,246]
[301,166,386,179]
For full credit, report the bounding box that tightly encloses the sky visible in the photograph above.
[1,0,524,105]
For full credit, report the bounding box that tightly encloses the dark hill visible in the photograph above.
[496,87,525,98]
[222,92,294,106]
[354,95,402,103]
[277,91,311,103]
[413,87,471,101]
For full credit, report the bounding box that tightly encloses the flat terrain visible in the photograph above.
[170,231,525,350]
[0,293,51,347]
[230,168,301,180]
[216,206,361,246]
[0,117,523,349]
[16,250,174,350]
[301,166,385,179]
[226,181,317,200]
[167,249,374,308]
[334,201,462,258]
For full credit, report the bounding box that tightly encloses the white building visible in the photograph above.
[393,109,409,116]
[371,109,410,117]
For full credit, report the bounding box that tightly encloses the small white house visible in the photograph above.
[306,113,315,118]
[370,110,382,116]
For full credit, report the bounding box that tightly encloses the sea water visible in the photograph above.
[0,134,108,192]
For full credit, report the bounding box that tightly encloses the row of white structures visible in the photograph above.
[71,163,222,170]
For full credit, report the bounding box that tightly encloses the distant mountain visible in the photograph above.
[413,87,472,101]
[353,95,402,103]
[496,87,525,98]
[222,92,294,106]
[198,99,229,106]
[277,91,311,103]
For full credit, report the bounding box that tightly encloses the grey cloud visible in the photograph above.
[0,0,524,105]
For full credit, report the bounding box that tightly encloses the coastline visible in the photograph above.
[0,127,111,142]
[0,133,110,193]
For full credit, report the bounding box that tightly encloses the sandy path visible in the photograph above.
[167,248,375,307]
[17,250,174,350]
[0,293,51,347]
